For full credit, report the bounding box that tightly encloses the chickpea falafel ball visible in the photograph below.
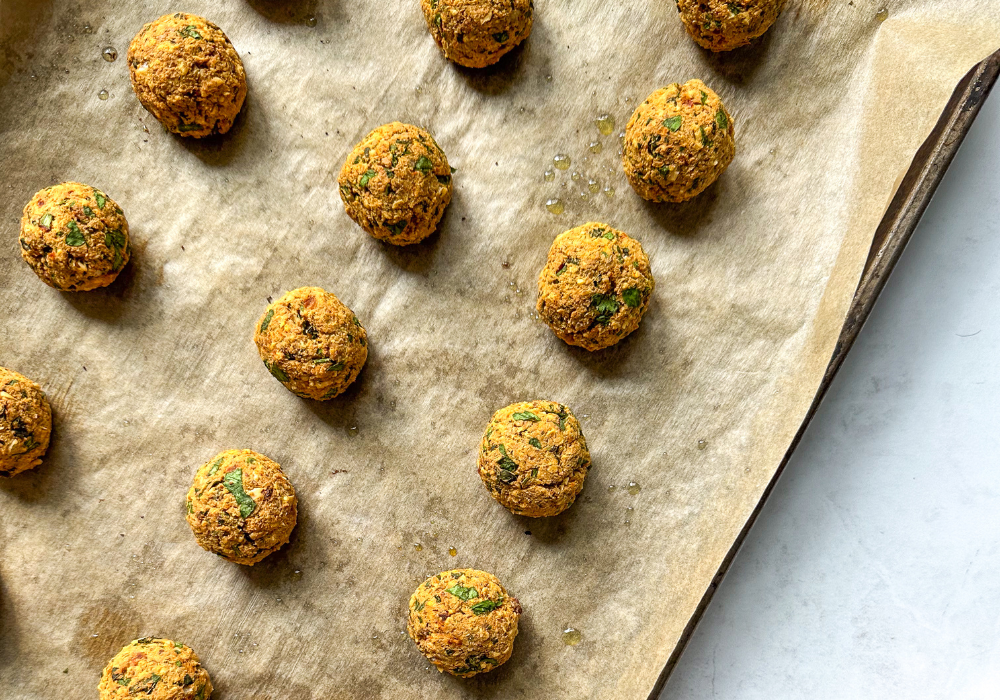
[338,122,453,245]
[407,569,522,677]
[19,182,130,292]
[99,637,212,700]
[128,12,247,138]
[421,0,534,68]
[623,79,735,203]
[478,400,590,517]
[676,0,786,52]
[185,449,297,565]
[0,367,51,478]
[537,222,654,351]
[254,287,368,401]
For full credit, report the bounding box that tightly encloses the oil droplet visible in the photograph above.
[571,171,582,182]
[98,90,109,101]
[448,547,457,557]
[545,74,553,82]
[579,192,589,201]
[627,481,641,495]
[562,628,582,646]
[545,198,565,215]
[501,260,510,269]
[101,46,118,62]
[602,184,615,198]
[607,485,616,492]
[588,140,602,154]
[697,439,707,450]
[349,426,359,436]
[875,8,888,21]
[588,179,600,194]
[595,114,615,136]
[543,168,555,182]
[306,15,318,27]
[553,153,571,170]
[413,543,423,551]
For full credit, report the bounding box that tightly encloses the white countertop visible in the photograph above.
[660,81,1000,699]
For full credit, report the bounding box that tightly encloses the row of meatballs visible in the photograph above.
[12,1,787,693]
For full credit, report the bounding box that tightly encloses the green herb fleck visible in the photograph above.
[207,457,224,476]
[700,90,708,104]
[700,125,711,146]
[186,499,193,514]
[131,674,161,694]
[182,674,194,686]
[82,205,94,218]
[591,294,620,324]
[715,107,729,131]
[622,288,642,308]
[177,123,203,132]
[663,116,682,131]
[492,31,509,42]
[265,360,290,383]
[511,411,539,422]
[386,220,407,236]
[359,170,376,189]
[179,25,203,39]
[414,155,434,173]
[528,437,542,449]
[259,308,274,333]
[65,221,86,247]
[603,231,615,240]
[436,174,451,184]
[39,213,54,230]
[94,192,107,209]
[223,468,257,518]
[445,584,479,601]
[470,598,502,615]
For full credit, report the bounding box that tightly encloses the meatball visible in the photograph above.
[421,0,534,68]
[128,12,247,138]
[478,400,590,517]
[254,287,368,400]
[0,368,51,478]
[677,0,786,52]
[19,182,130,291]
[98,637,212,700]
[536,222,654,351]
[623,79,735,202]
[338,122,453,245]
[407,569,522,677]
[185,449,297,565]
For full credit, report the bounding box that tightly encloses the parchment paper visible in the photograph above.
[0,1,996,697]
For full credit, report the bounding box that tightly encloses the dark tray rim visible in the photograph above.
[648,47,1000,699]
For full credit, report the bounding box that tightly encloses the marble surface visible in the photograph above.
[660,83,1000,699]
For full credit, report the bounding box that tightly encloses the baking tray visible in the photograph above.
[649,47,1000,698]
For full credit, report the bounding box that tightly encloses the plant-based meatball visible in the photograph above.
[0,368,51,478]
[677,0,786,52]
[407,569,522,677]
[338,122,453,245]
[537,222,654,351]
[478,400,590,517]
[254,287,368,400]
[99,637,212,700]
[623,79,735,203]
[185,449,297,565]
[421,0,534,68]
[128,12,247,138]
[19,182,130,291]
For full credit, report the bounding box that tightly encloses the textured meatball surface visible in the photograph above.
[128,12,247,137]
[19,182,130,291]
[254,287,368,400]
[338,122,453,245]
[0,367,51,478]
[677,0,786,52]
[407,569,522,677]
[537,222,654,351]
[478,400,590,517]
[623,79,735,203]
[186,449,297,565]
[421,0,534,68]
[98,637,212,700]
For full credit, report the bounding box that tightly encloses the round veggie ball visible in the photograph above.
[421,0,534,68]
[99,637,212,700]
[676,0,786,52]
[338,122,453,245]
[407,569,522,677]
[623,79,735,203]
[19,182,130,291]
[185,449,297,565]
[0,368,51,478]
[254,287,368,400]
[128,12,247,138]
[478,400,590,517]
[536,222,654,351]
